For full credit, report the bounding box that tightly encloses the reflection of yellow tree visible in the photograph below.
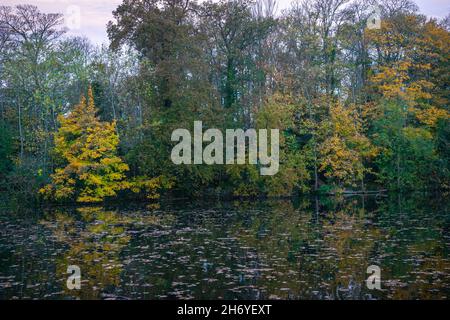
[40,207,159,299]
[321,201,382,299]
[36,197,448,300]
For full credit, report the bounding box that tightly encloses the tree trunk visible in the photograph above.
[18,97,24,159]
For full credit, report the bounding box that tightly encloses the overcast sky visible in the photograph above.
[2,0,449,45]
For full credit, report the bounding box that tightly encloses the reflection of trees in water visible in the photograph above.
[229,195,449,300]
[226,199,377,299]
[28,193,449,300]
[374,194,450,299]
[320,201,382,300]
[40,207,159,299]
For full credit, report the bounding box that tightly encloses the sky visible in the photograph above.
[2,0,449,45]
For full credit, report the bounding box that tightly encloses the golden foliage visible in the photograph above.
[318,103,377,186]
[40,87,130,202]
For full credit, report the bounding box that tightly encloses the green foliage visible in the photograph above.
[0,124,13,180]
[0,1,449,201]
[435,118,450,188]
[372,101,438,190]
[256,95,310,196]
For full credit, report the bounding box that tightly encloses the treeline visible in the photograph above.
[0,0,449,203]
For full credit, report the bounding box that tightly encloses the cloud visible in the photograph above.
[2,0,122,44]
[415,0,450,18]
[2,0,449,45]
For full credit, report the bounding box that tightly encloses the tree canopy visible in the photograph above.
[0,1,448,202]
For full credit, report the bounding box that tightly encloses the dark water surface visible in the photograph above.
[0,194,449,300]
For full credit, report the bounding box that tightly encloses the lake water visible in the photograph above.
[0,194,449,300]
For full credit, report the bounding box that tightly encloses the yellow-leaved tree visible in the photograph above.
[318,103,378,189]
[40,87,130,202]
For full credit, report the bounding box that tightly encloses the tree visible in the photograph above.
[435,118,450,189]
[40,87,130,202]
[0,5,93,197]
[0,124,13,181]
[199,0,276,124]
[257,93,310,196]
[0,0,448,200]
[372,101,438,190]
[366,12,450,190]
[318,102,377,189]
[0,5,63,164]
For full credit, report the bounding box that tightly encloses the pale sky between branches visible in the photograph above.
[2,0,449,45]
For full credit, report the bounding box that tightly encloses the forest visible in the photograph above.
[0,0,449,204]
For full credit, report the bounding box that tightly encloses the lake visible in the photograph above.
[0,193,449,300]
